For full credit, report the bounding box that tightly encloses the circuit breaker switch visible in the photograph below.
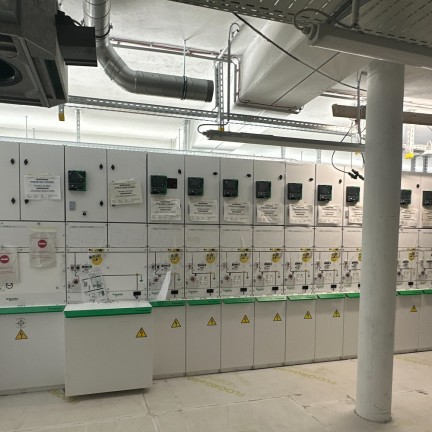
[400,189,412,205]
[317,184,332,201]
[346,186,360,203]
[256,181,271,199]
[150,175,167,195]
[223,179,239,197]
[287,183,303,200]
[188,177,204,196]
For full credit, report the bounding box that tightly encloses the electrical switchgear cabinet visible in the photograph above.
[343,169,364,227]
[394,291,421,352]
[419,291,432,350]
[342,293,360,358]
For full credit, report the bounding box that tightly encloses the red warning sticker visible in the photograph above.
[38,239,47,249]
[0,255,10,264]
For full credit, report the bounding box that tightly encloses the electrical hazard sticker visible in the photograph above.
[304,311,312,320]
[136,327,147,338]
[241,315,250,324]
[273,313,282,322]
[15,329,28,340]
[410,305,418,313]
[333,310,341,318]
[207,317,217,326]
[171,318,182,328]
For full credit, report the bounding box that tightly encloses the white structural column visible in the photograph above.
[356,60,405,422]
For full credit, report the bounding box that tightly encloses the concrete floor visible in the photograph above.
[2,352,432,432]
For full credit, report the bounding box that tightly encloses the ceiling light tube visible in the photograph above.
[203,130,364,153]
[307,24,432,69]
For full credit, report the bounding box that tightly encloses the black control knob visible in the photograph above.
[100,201,104,206]
[111,164,115,170]
[178,169,182,174]
[11,198,15,204]
[10,158,15,165]
[247,173,252,177]
[24,159,28,165]
[82,211,87,216]
[213,172,218,176]
[24,199,29,204]
[99,164,104,169]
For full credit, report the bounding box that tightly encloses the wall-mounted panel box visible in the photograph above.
[148,153,184,223]
[284,227,314,293]
[254,160,285,225]
[151,300,186,378]
[64,302,153,396]
[185,225,219,298]
[400,174,420,228]
[220,226,253,297]
[254,296,286,368]
[221,297,254,371]
[341,228,362,292]
[315,294,344,361]
[343,169,364,227]
[420,175,432,228]
[342,293,360,358]
[0,306,65,393]
[315,165,343,227]
[394,291,421,352]
[0,142,20,221]
[65,147,107,222]
[148,225,184,300]
[66,251,146,303]
[397,229,418,290]
[220,158,253,225]
[418,230,432,290]
[185,156,219,224]
[314,227,342,292]
[253,226,284,295]
[285,164,315,226]
[285,295,316,364]
[107,150,146,223]
[20,144,65,222]
[186,299,221,374]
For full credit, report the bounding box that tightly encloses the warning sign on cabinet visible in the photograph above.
[318,205,342,225]
[348,206,363,225]
[136,327,147,338]
[224,201,251,223]
[109,180,143,206]
[24,175,61,200]
[151,198,182,221]
[15,329,28,340]
[400,208,419,227]
[29,230,57,268]
[0,249,19,284]
[257,203,283,224]
[189,200,218,222]
[288,203,314,225]
[422,209,432,227]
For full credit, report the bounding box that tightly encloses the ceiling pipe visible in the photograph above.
[83,0,214,102]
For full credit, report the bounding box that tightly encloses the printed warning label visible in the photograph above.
[151,198,182,221]
[333,309,341,318]
[15,329,28,340]
[288,203,314,225]
[304,311,312,320]
[189,200,218,222]
[257,203,283,224]
[348,206,363,225]
[171,318,182,328]
[241,315,250,324]
[109,180,143,206]
[224,201,251,223]
[136,327,147,338]
[24,175,61,200]
[318,205,342,225]
[410,305,418,313]
[207,317,217,326]
[273,313,282,322]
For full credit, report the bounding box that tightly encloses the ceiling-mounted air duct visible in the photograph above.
[83,0,214,102]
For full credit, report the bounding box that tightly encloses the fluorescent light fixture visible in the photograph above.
[307,24,432,69]
[203,130,364,153]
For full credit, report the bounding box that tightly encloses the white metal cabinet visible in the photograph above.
[186,299,221,374]
[253,296,286,368]
[419,291,432,349]
[0,142,19,220]
[221,297,254,371]
[220,157,253,225]
[315,294,345,361]
[285,295,316,364]
[400,173,420,229]
[20,143,65,221]
[0,306,65,393]
[185,155,220,225]
[343,168,364,227]
[65,147,107,222]
[420,175,432,228]
[342,294,360,358]
[394,291,421,352]
[107,149,146,223]
[64,302,153,396]
[151,300,186,378]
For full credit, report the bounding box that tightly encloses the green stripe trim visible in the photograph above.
[317,293,345,299]
[397,290,423,296]
[0,305,65,315]
[422,289,432,295]
[345,292,360,298]
[187,299,222,306]
[222,297,255,304]
[150,300,186,307]
[65,307,152,318]
[255,295,286,302]
[287,295,317,301]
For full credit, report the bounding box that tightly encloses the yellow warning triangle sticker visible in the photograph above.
[241,315,250,324]
[171,318,182,328]
[15,329,28,340]
[207,317,217,326]
[273,313,282,322]
[304,311,312,320]
[136,327,147,338]
[333,309,341,318]
[410,305,418,313]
